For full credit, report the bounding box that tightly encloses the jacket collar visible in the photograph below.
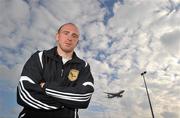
[44,47,81,63]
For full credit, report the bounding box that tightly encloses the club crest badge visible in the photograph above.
[68,69,79,81]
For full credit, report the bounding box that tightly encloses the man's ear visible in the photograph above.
[76,40,79,46]
[55,33,59,41]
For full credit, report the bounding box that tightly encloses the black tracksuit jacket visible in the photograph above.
[17,47,94,118]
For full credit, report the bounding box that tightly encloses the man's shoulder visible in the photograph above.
[29,50,41,59]
[75,56,89,68]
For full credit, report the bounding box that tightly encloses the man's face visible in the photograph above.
[56,24,79,53]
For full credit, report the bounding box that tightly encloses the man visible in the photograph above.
[17,23,94,118]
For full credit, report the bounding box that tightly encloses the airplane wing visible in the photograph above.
[118,90,125,94]
[104,90,125,98]
[107,95,116,98]
[104,90,125,95]
[104,92,116,95]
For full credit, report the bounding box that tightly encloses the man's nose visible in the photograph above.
[67,34,72,41]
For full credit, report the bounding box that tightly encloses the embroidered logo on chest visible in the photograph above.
[68,69,79,81]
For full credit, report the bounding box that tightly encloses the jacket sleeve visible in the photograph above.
[44,63,94,109]
[17,51,62,110]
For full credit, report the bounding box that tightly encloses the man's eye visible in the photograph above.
[72,34,78,38]
[63,31,69,35]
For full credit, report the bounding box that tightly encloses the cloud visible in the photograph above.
[88,0,180,118]
[161,111,179,118]
[0,0,180,118]
[160,30,180,57]
[0,0,30,48]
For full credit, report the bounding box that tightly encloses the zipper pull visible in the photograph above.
[61,69,64,77]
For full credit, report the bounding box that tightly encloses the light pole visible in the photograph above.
[141,71,155,118]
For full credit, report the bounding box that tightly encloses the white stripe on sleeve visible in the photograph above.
[83,82,94,88]
[85,61,88,67]
[19,76,58,110]
[46,91,91,102]
[38,51,43,69]
[18,84,40,109]
[45,88,93,102]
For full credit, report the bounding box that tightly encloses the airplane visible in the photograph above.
[104,90,125,98]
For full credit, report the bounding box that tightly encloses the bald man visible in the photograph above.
[17,23,94,118]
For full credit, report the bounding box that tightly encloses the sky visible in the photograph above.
[0,0,180,118]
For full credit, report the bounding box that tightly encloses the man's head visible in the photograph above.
[56,23,80,53]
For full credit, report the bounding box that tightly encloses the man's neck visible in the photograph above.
[57,47,73,59]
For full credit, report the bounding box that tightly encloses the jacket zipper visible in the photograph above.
[61,69,64,77]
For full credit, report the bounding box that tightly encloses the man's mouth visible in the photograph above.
[65,43,71,46]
